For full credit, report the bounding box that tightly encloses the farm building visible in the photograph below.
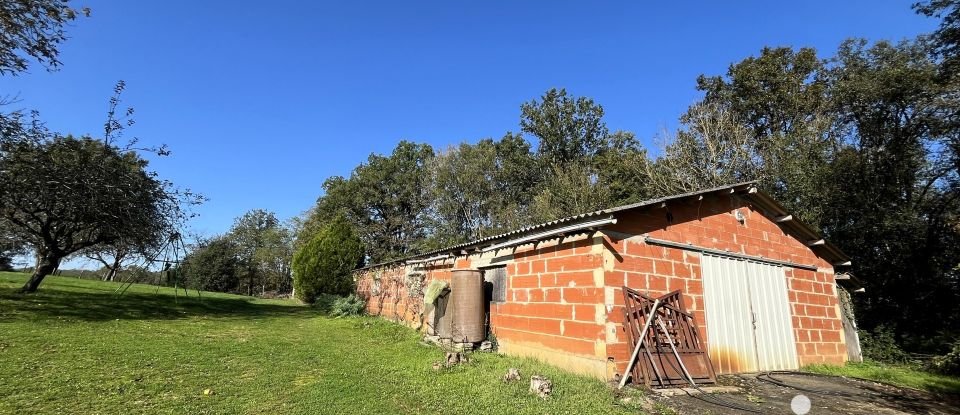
[354,181,859,381]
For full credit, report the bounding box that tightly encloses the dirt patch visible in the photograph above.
[658,373,960,414]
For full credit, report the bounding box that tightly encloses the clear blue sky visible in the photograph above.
[0,1,937,240]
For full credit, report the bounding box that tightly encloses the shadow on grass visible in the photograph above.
[0,284,322,323]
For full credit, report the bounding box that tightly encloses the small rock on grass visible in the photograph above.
[503,368,521,382]
[530,375,552,398]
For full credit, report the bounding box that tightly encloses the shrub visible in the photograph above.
[312,293,339,313]
[0,255,13,272]
[860,326,909,363]
[929,340,960,376]
[291,214,364,303]
[180,237,241,293]
[329,294,366,317]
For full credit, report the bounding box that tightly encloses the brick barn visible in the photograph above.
[354,182,858,380]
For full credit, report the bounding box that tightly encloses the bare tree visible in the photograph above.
[643,103,759,196]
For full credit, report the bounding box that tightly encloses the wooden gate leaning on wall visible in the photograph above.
[622,287,717,387]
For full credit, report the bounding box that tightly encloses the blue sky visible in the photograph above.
[0,1,937,242]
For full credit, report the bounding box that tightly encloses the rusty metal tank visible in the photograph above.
[450,269,485,343]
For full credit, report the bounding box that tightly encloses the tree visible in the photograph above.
[429,140,498,245]
[594,130,652,204]
[82,242,134,282]
[489,132,540,230]
[180,236,241,293]
[643,103,759,197]
[520,88,609,166]
[694,46,837,227]
[302,141,434,264]
[227,209,294,296]
[0,135,184,292]
[254,225,294,294]
[822,38,960,349]
[292,214,364,303]
[0,85,199,293]
[353,141,434,263]
[916,0,960,77]
[229,209,281,296]
[915,0,960,182]
[0,0,90,75]
[0,227,25,271]
[530,162,612,223]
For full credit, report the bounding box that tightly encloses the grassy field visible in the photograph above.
[804,360,960,395]
[0,272,640,415]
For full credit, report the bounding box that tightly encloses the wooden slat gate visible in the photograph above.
[622,287,717,388]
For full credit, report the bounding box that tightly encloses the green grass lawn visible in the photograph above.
[0,272,638,414]
[804,360,960,395]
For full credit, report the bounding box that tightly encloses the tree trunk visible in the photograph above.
[20,252,61,293]
[108,257,122,282]
[247,268,254,296]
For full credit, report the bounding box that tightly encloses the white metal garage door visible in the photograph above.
[701,254,798,373]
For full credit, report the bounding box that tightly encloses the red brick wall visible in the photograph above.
[490,235,609,375]
[354,234,613,376]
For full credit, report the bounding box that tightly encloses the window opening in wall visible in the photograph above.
[482,266,507,345]
[483,266,507,304]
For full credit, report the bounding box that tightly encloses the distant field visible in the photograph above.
[0,272,636,414]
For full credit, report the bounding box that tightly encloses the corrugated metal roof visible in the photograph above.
[358,181,851,270]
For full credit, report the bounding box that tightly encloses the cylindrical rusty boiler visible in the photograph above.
[450,269,485,343]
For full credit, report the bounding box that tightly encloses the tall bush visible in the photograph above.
[292,214,364,303]
[180,236,241,293]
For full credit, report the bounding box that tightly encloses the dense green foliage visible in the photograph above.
[302,142,435,264]
[292,215,364,303]
[860,326,910,363]
[0,272,636,414]
[174,209,293,297]
[0,134,188,293]
[229,209,293,296]
[930,340,960,376]
[179,236,242,293]
[916,0,960,77]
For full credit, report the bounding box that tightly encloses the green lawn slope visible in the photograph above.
[0,272,637,414]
